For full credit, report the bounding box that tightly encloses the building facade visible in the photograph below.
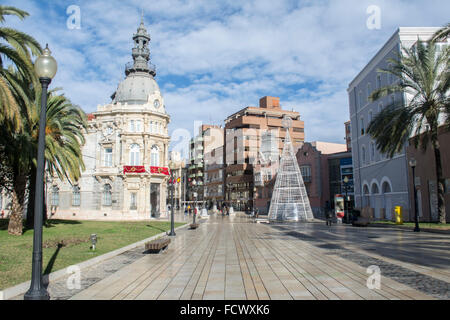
[295,142,348,217]
[406,126,450,222]
[225,96,305,211]
[48,19,171,220]
[187,125,223,204]
[348,27,440,220]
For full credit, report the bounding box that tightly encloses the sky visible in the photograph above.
[5,0,450,151]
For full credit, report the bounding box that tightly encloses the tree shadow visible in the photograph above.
[0,218,9,230]
[21,219,82,234]
[146,224,167,234]
[43,243,63,288]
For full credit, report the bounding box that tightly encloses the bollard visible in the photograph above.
[394,206,403,225]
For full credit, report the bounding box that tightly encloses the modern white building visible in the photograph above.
[49,19,171,220]
[348,27,440,220]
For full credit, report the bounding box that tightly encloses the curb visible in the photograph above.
[369,223,450,234]
[0,223,189,300]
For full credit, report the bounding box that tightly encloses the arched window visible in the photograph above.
[382,181,392,194]
[371,183,379,195]
[72,185,80,206]
[51,186,59,206]
[377,74,382,89]
[367,83,371,101]
[129,144,140,165]
[151,145,159,166]
[103,184,112,206]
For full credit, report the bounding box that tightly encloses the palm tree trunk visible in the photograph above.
[25,166,36,229]
[432,138,447,224]
[7,174,27,235]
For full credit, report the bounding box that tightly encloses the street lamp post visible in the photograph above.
[167,165,176,236]
[409,158,420,232]
[24,45,57,300]
[192,179,197,224]
[343,176,349,224]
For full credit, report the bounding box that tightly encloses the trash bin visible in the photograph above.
[394,206,403,225]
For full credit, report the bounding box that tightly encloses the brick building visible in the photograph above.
[406,126,450,222]
[224,96,305,211]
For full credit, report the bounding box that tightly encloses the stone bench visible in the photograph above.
[189,223,199,229]
[144,238,170,253]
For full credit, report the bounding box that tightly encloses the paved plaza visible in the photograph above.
[15,213,450,300]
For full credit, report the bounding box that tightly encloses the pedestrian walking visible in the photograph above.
[325,201,333,226]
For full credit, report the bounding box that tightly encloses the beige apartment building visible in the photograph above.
[187,125,223,203]
[224,96,305,211]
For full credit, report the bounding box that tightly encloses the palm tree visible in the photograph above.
[367,39,449,224]
[25,89,87,228]
[0,5,41,131]
[431,23,450,43]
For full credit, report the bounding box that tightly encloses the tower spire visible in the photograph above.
[125,16,156,77]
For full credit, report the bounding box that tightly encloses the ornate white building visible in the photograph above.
[49,19,170,220]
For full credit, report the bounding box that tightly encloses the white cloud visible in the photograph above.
[4,0,450,145]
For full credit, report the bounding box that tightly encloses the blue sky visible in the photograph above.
[5,0,450,148]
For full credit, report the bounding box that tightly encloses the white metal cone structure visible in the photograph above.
[268,126,314,222]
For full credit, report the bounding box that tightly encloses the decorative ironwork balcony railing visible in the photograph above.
[125,61,156,76]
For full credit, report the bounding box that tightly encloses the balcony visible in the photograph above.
[196,172,203,177]
[197,145,204,151]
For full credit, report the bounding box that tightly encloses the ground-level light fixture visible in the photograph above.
[90,234,97,250]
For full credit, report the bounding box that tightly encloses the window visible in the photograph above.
[129,120,135,132]
[104,147,113,167]
[378,103,383,113]
[151,145,159,166]
[367,83,371,101]
[388,64,394,84]
[377,74,382,89]
[150,121,154,133]
[361,146,366,164]
[360,117,365,135]
[370,142,375,162]
[300,166,312,182]
[51,186,59,206]
[130,192,137,210]
[130,144,140,165]
[390,94,395,106]
[135,120,142,132]
[359,91,363,109]
[369,110,373,123]
[72,186,80,207]
[103,184,112,206]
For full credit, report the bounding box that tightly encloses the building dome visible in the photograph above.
[111,18,161,106]
[113,72,160,104]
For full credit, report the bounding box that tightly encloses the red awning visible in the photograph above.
[150,166,170,175]
[123,166,146,174]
